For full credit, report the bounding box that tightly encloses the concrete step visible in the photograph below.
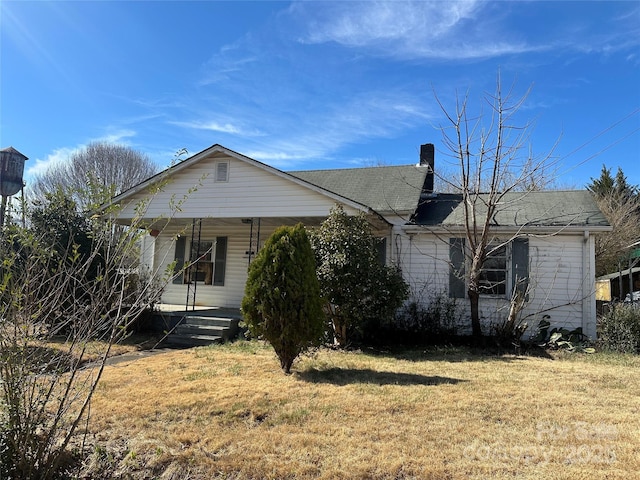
[175,324,230,336]
[164,313,241,347]
[183,316,240,327]
[166,333,224,347]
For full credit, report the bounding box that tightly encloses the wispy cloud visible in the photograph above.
[100,129,136,145]
[170,120,265,137]
[26,146,77,177]
[192,29,436,167]
[25,130,137,178]
[164,1,638,172]
[235,91,435,168]
[300,1,477,45]
[291,1,640,61]
[293,1,545,60]
[199,39,259,86]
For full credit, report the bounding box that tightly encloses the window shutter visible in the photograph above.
[511,238,529,297]
[173,236,186,284]
[213,236,228,286]
[449,238,466,298]
[376,237,387,265]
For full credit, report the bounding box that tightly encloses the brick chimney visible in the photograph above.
[420,143,435,193]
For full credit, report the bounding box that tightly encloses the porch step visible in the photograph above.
[162,313,241,348]
[166,333,227,347]
[181,316,239,327]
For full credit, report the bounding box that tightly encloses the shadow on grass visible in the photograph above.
[1,345,77,374]
[358,342,554,363]
[296,367,466,386]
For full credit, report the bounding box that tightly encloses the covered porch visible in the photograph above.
[145,214,391,312]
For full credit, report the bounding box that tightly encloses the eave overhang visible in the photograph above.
[402,224,613,236]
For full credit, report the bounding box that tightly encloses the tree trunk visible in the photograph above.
[281,359,293,375]
[326,304,348,347]
[468,256,484,338]
[333,318,347,348]
[468,288,482,338]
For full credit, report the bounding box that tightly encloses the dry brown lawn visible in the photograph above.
[45,333,161,364]
[84,342,640,479]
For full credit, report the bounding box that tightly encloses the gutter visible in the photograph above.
[401,224,612,235]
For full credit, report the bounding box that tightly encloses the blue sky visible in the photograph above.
[1,1,639,189]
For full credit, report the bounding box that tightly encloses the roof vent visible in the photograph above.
[215,161,229,182]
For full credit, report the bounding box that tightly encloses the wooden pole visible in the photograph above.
[0,195,7,229]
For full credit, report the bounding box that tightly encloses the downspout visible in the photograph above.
[582,230,596,338]
[248,218,254,265]
[629,253,634,302]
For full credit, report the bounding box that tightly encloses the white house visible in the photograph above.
[108,143,610,339]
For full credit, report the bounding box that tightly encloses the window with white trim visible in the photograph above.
[186,240,214,284]
[173,237,227,286]
[479,244,507,296]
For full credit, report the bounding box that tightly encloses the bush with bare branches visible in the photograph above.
[0,185,174,478]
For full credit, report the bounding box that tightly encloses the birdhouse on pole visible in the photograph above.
[0,146,28,228]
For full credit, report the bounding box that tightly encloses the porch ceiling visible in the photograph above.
[128,216,333,229]
[121,213,390,231]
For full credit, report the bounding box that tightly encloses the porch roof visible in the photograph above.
[412,190,610,229]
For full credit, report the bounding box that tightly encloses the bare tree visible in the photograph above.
[587,166,640,276]
[29,142,158,212]
[593,194,640,279]
[434,75,557,337]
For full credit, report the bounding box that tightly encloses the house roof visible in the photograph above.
[107,143,429,217]
[106,143,609,232]
[289,165,429,214]
[413,190,610,229]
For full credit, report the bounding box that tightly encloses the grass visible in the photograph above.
[45,333,162,364]
[83,341,640,479]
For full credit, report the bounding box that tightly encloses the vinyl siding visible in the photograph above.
[401,232,595,336]
[153,224,283,308]
[154,221,395,309]
[116,153,361,221]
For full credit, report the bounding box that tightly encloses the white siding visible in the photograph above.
[395,230,450,299]
[139,234,156,277]
[154,221,396,310]
[527,235,587,333]
[153,224,283,308]
[116,153,360,221]
[401,232,596,337]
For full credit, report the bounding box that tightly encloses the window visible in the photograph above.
[186,240,213,284]
[479,244,507,295]
[449,238,529,299]
[173,236,227,286]
[215,161,229,182]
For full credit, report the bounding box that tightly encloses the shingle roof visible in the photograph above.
[414,190,610,228]
[289,165,429,213]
